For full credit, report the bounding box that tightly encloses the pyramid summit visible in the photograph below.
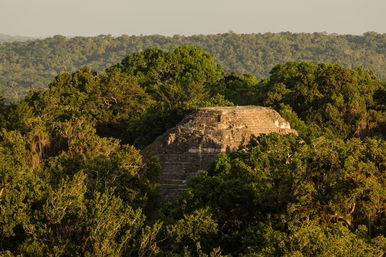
[142,106,297,200]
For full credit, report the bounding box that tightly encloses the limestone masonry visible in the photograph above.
[142,106,297,200]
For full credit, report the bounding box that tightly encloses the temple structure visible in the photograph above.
[142,106,297,200]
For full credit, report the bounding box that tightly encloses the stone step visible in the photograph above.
[161,179,186,184]
[143,106,297,201]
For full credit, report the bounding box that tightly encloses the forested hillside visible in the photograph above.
[0,47,385,256]
[1,32,386,101]
[0,33,34,43]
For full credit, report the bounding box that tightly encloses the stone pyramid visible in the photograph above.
[142,106,297,200]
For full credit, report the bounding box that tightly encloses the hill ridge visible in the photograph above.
[1,32,385,101]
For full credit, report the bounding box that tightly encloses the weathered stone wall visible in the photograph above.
[142,106,297,200]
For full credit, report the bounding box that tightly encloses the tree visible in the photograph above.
[112,46,223,92]
[170,133,385,255]
[262,62,384,138]
[220,72,260,105]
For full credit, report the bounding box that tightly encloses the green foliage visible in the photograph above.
[220,72,260,105]
[19,47,232,148]
[0,45,385,256]
[0,129,46,251]
[0,128,162,255]
[0,94,161,256]
[90,69,153,140]
[168,208,218,243]
[2,32,386,101]
[262,62,385,138]
[172,134,385,255]
[113,47,223,90]
[109,46,231,147]
[246,222,385,257]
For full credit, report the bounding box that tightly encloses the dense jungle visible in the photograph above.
[0,37,385,256]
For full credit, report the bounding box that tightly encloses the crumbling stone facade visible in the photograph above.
[142,106,297,200]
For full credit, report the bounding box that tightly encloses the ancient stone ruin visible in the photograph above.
[142,106,297,200]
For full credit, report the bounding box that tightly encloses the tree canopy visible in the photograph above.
[0,46,385,256]
[1,32,386,101]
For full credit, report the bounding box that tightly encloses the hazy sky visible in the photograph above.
[1,0,385,37]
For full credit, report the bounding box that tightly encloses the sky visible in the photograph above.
[1,0,385,37]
